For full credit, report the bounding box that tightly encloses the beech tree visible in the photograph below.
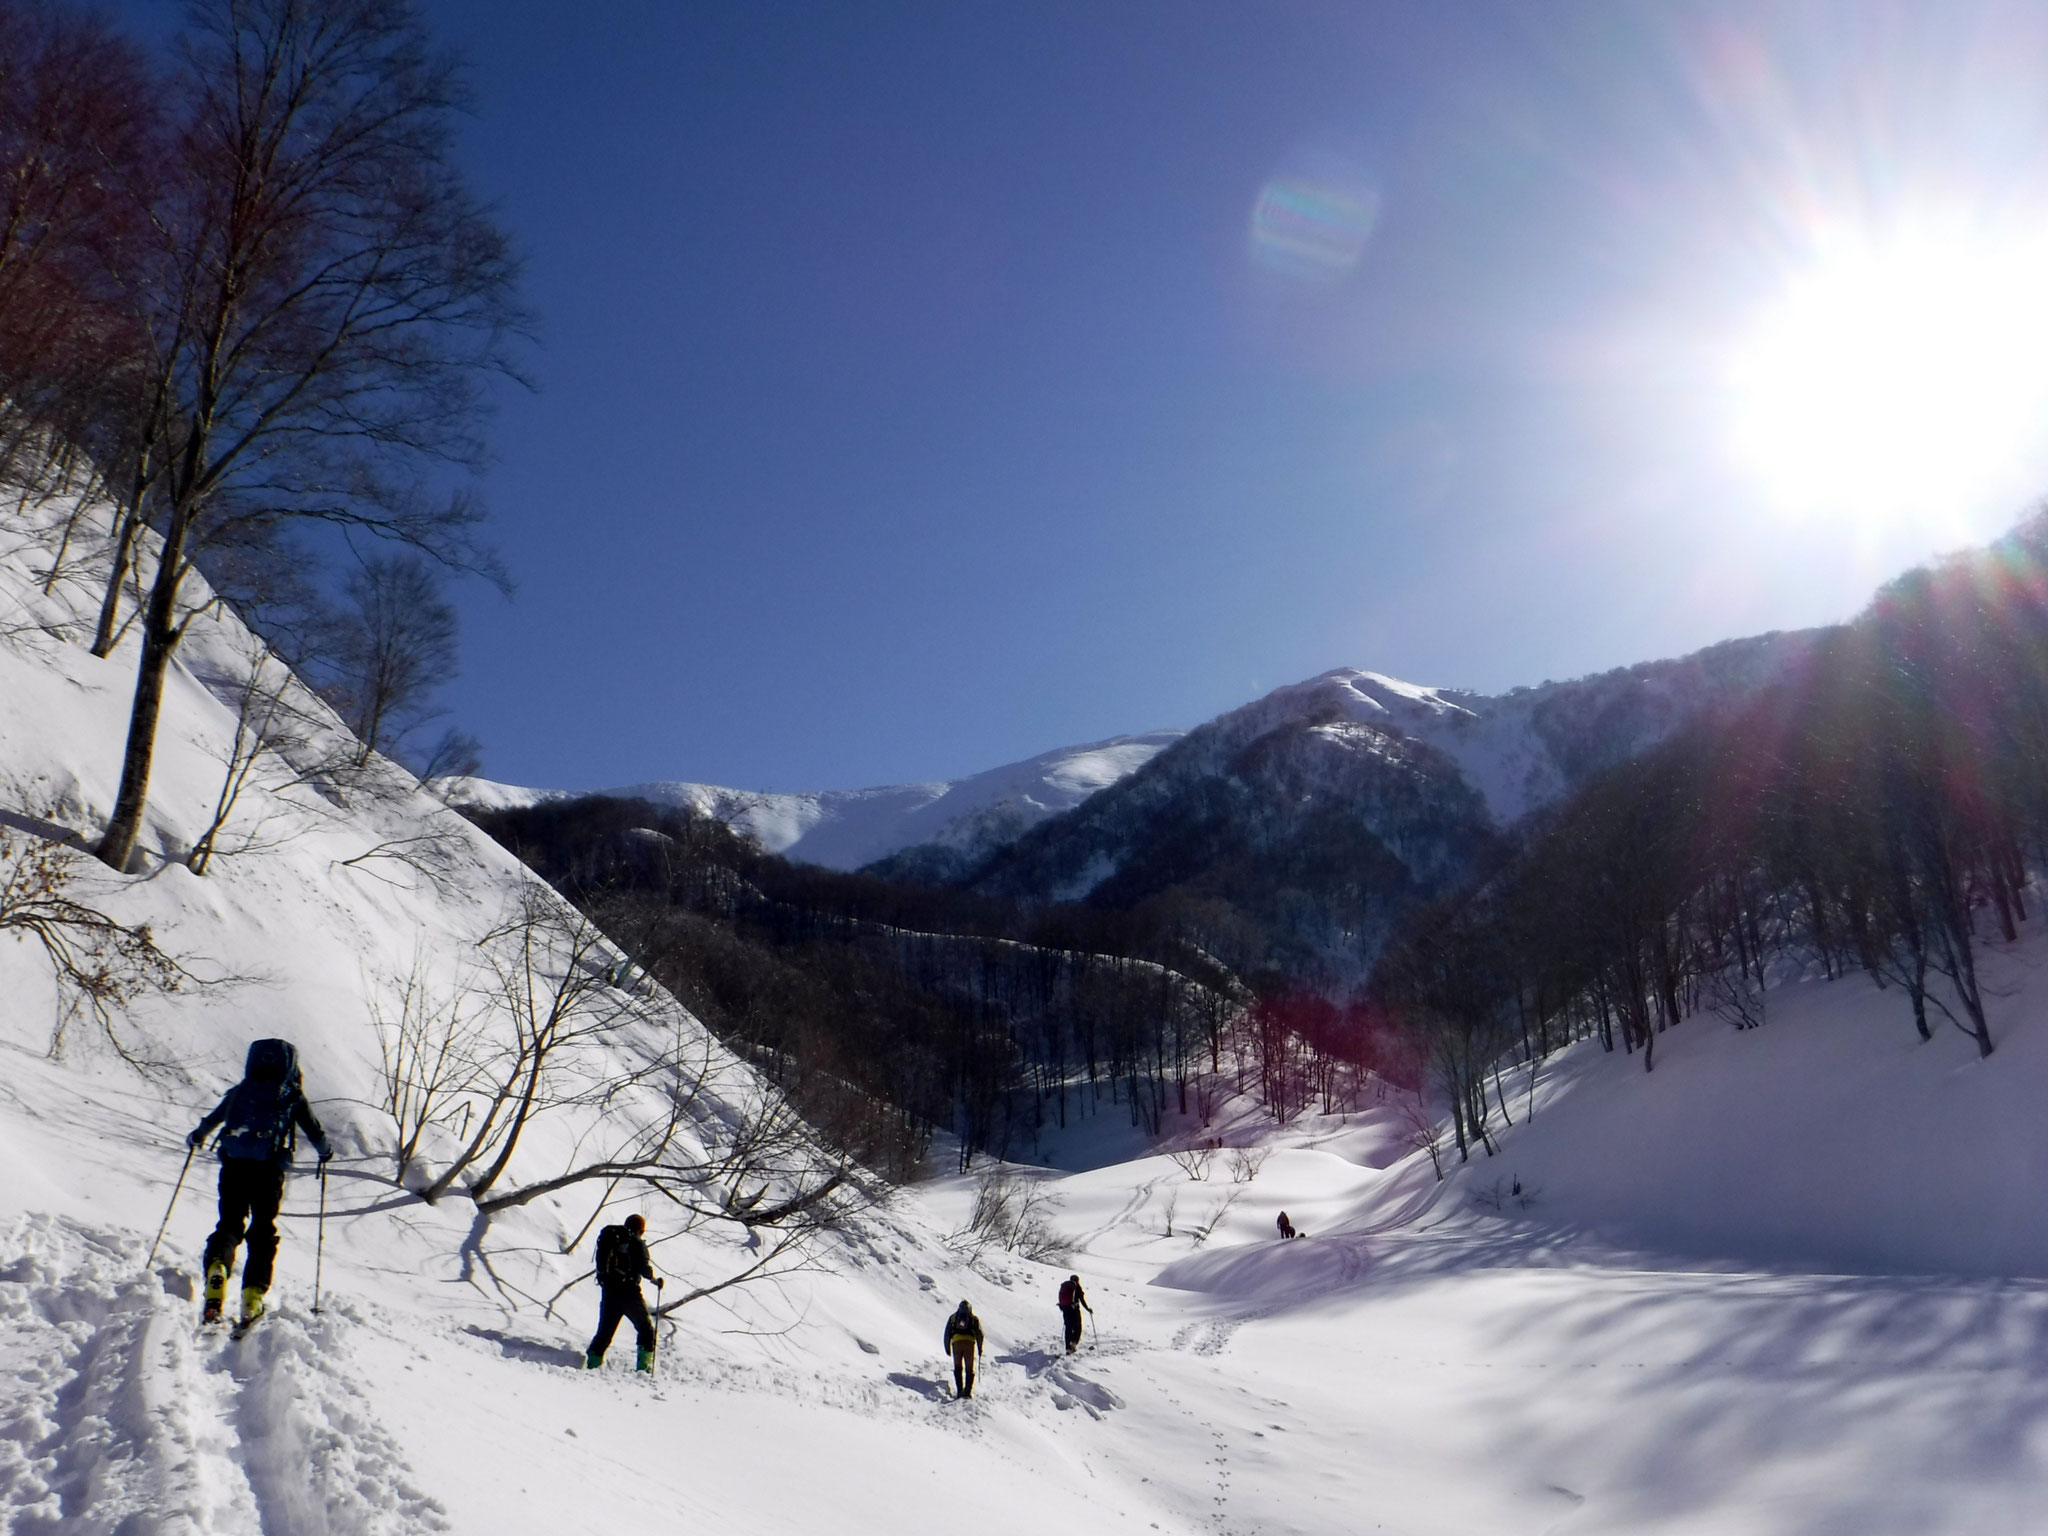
[316,552,461,768]
[0,0,156,491]
[93,0,522,872]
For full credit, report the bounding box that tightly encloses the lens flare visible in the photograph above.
[1249,154,1381,284]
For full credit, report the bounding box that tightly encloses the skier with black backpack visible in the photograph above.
[1056,1273,1093,1353]
[944,1299,985,1399]
[187,1038,330,1330]
[586,1213,663,1373]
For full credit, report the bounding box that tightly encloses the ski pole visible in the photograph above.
[146,1143,196,1270]
[312,1163,329,1315]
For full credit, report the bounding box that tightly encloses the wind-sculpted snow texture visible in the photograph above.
[14,486,2048,1533]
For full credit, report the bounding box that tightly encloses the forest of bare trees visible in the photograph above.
[457,795,1412,1174]
[1374,512,2048,1162]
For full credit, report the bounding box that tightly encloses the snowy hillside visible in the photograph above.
[443,728,1183,872]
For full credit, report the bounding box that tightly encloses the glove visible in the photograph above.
[317,1146,333,1166]
[653,1276,664,1290]
[186,1128,205,1150]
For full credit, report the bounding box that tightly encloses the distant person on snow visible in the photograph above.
[586,1213,663,1372]
[1057,1273,1093,1354]
[945,1299,985,1399]
[188,1038,330,1327]
[1276,1211,1297,1240]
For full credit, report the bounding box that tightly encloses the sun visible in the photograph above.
[1724,230,2048,533]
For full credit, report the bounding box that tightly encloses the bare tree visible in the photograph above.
[1167,1144,1213,1180]
[369,942,486,1184]
[0,822,184,1065]
[315,552,461,768]
[1398,1090,1444,1181]
[0,1,158,493]
[94,0,524,872]
[949,1162,1071,1263]
[186,636,297,874]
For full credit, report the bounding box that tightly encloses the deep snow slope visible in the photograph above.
[10,487,2048,1536]
[443,728,1185,872]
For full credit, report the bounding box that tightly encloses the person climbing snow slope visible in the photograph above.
[187,1037,330,1328]
[1057,1273,1093,1354]
[587,1213,663,1372]
[944,1299,985,1400]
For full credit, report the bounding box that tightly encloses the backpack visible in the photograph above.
[217,1039,302,1163]
[595,1224,639,1285]
[1058,1278,1077,1309]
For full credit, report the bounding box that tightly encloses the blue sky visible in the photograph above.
[349,2,2048,789]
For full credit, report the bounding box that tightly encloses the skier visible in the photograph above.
[586,1213,663,1372]
[187,1038,330,1329]
[944,1299,984,1400]
[1057,1273,1093,1354]
[1276,1210,1296,1240]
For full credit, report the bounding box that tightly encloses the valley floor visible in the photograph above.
[11,1035,2048,1536]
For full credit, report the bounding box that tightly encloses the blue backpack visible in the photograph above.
[217,1039,303,1163]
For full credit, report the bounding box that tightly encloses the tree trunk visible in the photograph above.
[95,501,193,870]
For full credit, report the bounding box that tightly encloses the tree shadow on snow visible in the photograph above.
[1463,1262,2048,1536]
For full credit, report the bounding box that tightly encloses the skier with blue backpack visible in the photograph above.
[187,1038,330,1330]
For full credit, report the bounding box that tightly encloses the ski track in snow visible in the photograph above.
[0,1214,446,1536]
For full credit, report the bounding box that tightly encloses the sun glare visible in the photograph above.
[1725,232,2048,532]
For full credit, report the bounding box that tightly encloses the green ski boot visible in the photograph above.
[635,1346,655,1374]
[584,1350,603,1369]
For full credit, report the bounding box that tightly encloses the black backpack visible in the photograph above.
[594,1224,639,1284]
[217,1039,303,1163]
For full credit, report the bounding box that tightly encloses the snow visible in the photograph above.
[8,489,2048,1533]
[442,728,1185,872]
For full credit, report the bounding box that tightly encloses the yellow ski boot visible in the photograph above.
[200,1262,228,1324]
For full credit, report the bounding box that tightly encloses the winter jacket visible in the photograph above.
[595,1224,655,1288]
[944,1307,984,1353]
[192,1039,329,1166]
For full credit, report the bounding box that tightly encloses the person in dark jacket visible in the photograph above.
[188,1038,330,1326]
[944,1300,985,1399]
[1276,1210,1297,1240]
[586,1213,663,1372]
[1057,1273,1093,1353]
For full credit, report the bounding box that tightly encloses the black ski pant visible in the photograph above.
[951,1340,977,1398]
[589,1281,655,1358]
[203,1157,287,1291]
[1061,1304,1084,1351]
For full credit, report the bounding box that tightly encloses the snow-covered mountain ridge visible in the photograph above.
[443,728,1184,872]
[452,631,1813,894]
